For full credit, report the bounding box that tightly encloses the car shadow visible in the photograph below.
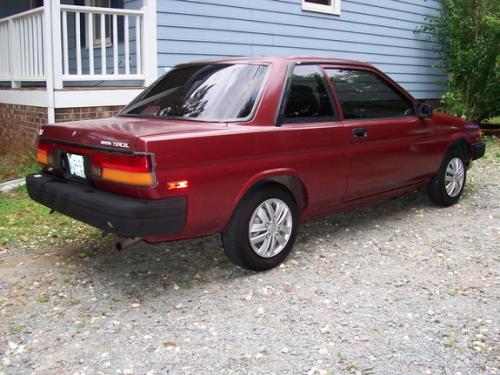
[55,189,434,299]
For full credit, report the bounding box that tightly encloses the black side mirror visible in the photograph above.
[416,102,433,119]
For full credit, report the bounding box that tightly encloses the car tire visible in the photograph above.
[222,186,299,271]
[427,148,467,207]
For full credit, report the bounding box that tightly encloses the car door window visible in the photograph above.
[282,65,335,122]
[326,68,415,120]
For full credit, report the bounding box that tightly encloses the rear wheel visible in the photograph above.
[222,186,299,271]
[427,148,467,206]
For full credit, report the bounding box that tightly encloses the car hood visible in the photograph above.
[39,116,229,151]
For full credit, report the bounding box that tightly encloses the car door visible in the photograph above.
[324,66,433,201]
[277,64,348,213]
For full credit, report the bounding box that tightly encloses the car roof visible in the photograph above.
[178,56,372,67]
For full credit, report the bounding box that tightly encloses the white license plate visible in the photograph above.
[67,153,86,179]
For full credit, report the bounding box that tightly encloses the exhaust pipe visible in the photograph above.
[116,237,143,251]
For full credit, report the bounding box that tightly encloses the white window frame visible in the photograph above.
[85,0,112,48]
[302,0,341,16]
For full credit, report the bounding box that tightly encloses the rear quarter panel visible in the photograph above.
[137,124,349,239]
[429,112,481,167]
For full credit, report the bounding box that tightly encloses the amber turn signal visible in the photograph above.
[101,168,154,187]
[36,148,48,165]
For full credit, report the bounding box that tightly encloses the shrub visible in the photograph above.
[421,0,500,123]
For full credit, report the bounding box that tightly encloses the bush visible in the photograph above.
[421,0,500,123]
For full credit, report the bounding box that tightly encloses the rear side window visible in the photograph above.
[283,65,335,122]
[326,69,415,120]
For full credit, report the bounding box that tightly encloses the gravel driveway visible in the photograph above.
[1,156,499,375]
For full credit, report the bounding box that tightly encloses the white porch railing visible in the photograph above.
[0,7,46,82]
[60,4,144,81]
[0,2,154,88]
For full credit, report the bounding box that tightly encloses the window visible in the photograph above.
[282,65,335,122]
[86,0,112,47]
[326,69,415,120]
[302,0,340,15]
[121,64,269,121]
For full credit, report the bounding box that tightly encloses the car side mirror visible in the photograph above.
[416,102,433,119]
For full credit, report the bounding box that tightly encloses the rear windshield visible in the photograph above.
[120,63,269,121]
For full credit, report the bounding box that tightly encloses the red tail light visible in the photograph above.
[91,152,155,186]
[91,152,151,172]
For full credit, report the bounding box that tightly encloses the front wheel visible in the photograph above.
[222,186,299,271]
[427,148,467,207]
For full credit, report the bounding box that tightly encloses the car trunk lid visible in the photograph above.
[40,116,228,151]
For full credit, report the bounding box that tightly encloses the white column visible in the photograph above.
[50,0,63,90]
[43,0,55,123]
[142,0,157,86]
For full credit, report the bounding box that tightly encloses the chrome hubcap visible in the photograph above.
[248,198,293,258]
[445,157,465,197]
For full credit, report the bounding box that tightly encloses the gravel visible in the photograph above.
[0,157,499,375]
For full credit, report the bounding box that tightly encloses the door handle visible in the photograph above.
[353,128,368,138]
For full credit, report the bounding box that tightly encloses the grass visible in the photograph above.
[483,116,500,126]
[482,136,500,160]
[0,185,101,248]
[0,153,39,183]
[6,323,26,336]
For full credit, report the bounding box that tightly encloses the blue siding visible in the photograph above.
[156,0,445,99]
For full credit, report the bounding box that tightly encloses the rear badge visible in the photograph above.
[100,140,130,149]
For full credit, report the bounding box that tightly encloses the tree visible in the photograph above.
[421,0,500,123]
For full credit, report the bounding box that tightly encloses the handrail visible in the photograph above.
[0,3,148,86]
[60,4,144,16]
[0,7,44,24]
[60,4,145,79]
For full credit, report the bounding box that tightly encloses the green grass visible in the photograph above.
[0,154,39,183]
[483,116,500,126]
[0,186,101,247]
[6,323,26,336]
[483,136,500,160]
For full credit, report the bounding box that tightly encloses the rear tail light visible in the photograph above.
[36,142,53,165]
[91,151,155,186]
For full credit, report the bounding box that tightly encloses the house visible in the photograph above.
[0,0,443,154]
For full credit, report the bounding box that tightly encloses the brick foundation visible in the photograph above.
[0,104,123,154]
[54,105,123,123]
[0,104,48,154]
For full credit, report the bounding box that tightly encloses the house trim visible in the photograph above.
[142,0,157,86]
[0,90,48,107]
[0,88,142,108]
[302,0,341,16]
[53,88,142,108]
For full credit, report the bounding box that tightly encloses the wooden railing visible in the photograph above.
[60,5,144,81]
[0,7,46,82]
[0,2,153,88]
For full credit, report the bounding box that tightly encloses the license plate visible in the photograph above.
[66,153,86,179]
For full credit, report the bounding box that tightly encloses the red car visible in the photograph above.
[27,57,485,271]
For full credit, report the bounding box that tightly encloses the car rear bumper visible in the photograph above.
[472,141,486,160]
[26,173,186,238]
